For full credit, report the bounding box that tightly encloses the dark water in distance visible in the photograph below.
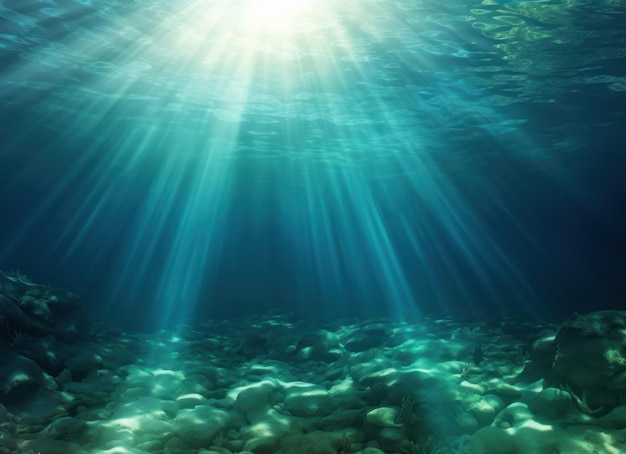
[1,0,625,329]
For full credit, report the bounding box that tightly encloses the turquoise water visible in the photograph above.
[1,0,625,329]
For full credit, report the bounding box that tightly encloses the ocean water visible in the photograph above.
[1,0,626,330]
[2,2,626,453]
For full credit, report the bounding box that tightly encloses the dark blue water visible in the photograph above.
[1,0,625,330]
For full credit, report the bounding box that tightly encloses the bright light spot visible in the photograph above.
[244,0,314,33]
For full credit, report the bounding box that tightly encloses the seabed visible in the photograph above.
[2,271,626,454]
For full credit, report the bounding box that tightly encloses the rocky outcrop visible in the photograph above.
[0,271,99,403]
[552,311,626,414]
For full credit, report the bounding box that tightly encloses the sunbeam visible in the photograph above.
[2,1,626,452]
[1,0,625,326]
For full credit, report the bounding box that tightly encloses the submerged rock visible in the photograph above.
[283,382,333,417]
[1,275,624,454]
[552,311,626,413]
[365,407,402,428]
[0,347,43,403]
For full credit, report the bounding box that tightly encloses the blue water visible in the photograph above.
[1,0,625,329]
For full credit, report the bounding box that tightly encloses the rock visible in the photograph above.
[365,407,402,428]
[0,347,43,403]
[18,335,64,376]
[342,325,388,352]
[277,431,345,454]
[176,393,210,409]
[112,396,173,436]
[234,380,283,421]
[362,448,385,454]
[39,416,88,440]
[136,438,164,451]
[17,295,53,321]
[148,370,185,399]
[594,405,626,429]
[44,290,81,316]
[0,428,17,451]
[492,402,534,429]
[376,427,407,452]
[459,380,485,395]
[243,436,280,454]
[237,334,270,359]
[283,382,332,417]
[240,408,302,440]
[521,333,558,381]
[295,330,344,362]
[460,421,563,454]
[1,273,92,344]
[466,399,496,427]
[174,405,230,448]
[0,294,30,328]
[553,311,626,389]
[452,403,479,433]
[22,439,81,454]
[460,420,626,454]
[350,360,398,388]
[482,394,504,416]
[552,311,626,412]
[61,345,104,381]
[528,388,577,420]
[160,400,179,415]
[225,438,245,452]
[486,385,522,401]
[529,334,557,366]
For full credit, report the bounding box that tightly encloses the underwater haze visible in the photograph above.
[1,0,625,330]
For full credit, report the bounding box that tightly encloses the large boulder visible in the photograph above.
[552,311,626,412]
[0,346,44,403]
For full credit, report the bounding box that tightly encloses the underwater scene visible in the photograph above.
[1,0,626,452]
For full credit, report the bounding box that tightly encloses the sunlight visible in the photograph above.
[0,0,554,324]
[243,0,315,33]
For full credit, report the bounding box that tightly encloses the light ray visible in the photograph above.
[1,0,614,325]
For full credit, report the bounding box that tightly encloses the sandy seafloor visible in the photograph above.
[2,272,626,454]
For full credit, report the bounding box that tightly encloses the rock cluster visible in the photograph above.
[0,271,98,403]
[2,271,626,453]
[552,311,626,412]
